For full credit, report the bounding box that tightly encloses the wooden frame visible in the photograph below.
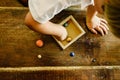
[53,15,86,50]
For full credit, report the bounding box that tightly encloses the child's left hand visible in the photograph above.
[86,15,109,36]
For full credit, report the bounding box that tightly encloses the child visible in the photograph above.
[25,0,109,41]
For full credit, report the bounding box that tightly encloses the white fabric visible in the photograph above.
[29,0,94,24]
[81,0,94,9]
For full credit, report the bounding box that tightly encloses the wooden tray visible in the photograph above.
[53,15,85,49]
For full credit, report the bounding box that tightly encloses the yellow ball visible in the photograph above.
[67,37,72,42]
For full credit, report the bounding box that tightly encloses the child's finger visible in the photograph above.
[100,25,108,35]
[95,27,105,36]
[100,21,109,30]
[100,18,108,24]
[89,28,98,34]
[100,23,109,35]
[100,19,109,30]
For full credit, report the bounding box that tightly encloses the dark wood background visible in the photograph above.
[0,0,120,80]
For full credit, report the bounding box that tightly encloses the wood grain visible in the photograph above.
[0,0,120,79]
[0,8,120,67]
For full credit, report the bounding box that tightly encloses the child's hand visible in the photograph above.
[86,15,109,36]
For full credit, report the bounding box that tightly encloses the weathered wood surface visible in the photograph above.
[0,8,120,67]
[0,69,120,80]
[0,0,24,7]
[0,0,120,80]
[0,66,120,80]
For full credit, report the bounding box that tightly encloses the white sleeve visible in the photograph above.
[29,0,68,24]
[81,0,94,9]
[29,0,94,24]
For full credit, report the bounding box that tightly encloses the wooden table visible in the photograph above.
[0,1,120,79]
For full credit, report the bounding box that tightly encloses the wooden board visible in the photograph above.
[0,4,120,80]
[0,0,23,7]
[0,1,120,80]
[53,15,85,49]
[0,7,120,67]
[0,66,120,80]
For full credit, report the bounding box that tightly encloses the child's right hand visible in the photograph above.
[86,15,109,36]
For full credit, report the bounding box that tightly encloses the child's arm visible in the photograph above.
[86,5,109,36]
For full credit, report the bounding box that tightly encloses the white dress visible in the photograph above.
[29,0,94,23]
